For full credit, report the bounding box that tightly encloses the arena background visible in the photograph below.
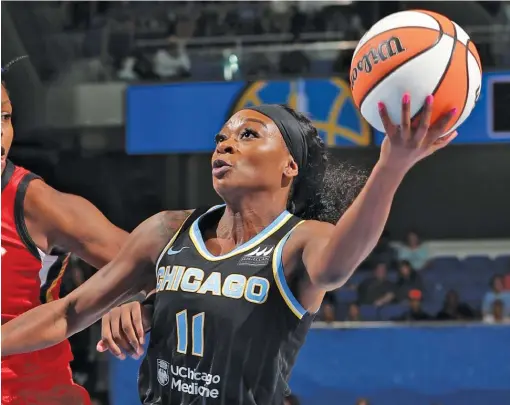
[2,1,510,405]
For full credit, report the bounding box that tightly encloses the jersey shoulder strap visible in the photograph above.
[178,206,209,235]
[154,207,209,268]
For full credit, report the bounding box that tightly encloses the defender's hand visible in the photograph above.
[97,301,152,360]
[378,94,458,173]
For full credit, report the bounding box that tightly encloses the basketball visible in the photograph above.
[350,10,483,135]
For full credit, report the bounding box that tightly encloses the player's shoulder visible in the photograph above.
[156,209,195,233]
[289,219,335,245]
[138,209,195,242]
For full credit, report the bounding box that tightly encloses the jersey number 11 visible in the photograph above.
[176,310,205,357]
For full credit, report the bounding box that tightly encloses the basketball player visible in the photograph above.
[2,97,458,404]
[1,73,128,404]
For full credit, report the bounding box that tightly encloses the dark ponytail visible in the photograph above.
[281,105,368,224]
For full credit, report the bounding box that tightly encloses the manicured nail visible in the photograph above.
[425,95,434,105]
[402,93,410,104]
[378,102,385,111]
[450,107,458,115]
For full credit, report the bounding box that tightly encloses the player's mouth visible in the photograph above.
[212,159,232,178]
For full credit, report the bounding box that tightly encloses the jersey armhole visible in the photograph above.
[14,173,42,261]
[154,207,209,270]
[1,160,15,191]
[272,220,309,320]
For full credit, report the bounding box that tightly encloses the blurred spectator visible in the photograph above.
[356,398,371,405]
[118,56,139,81]
[153,40,191,80]
[504,265,510,290]
[321,292,337,323]
[284,393,300,405]
[394,290,431,321]
[394,260,424,302]
[482,275,510,318]
[346,302,361,322]
[484,299,510,324]
[133,51,159,80]
[364,229,397,269]
[397,230,430,271]
[357,262,395,306]
[436,290,476,321]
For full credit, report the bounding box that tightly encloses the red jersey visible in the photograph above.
[1,160,72,379]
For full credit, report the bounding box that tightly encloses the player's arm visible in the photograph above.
[301,96,457,290]
[1,210,192,356]
[24,180,128,269]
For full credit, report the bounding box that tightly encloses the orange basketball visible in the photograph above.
[350,10,482,135]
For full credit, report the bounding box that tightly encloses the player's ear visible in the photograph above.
[283,158,299,178]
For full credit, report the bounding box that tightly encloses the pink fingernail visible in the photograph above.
[402,93,410,104]
[451,107,458,115]
[378,102,385,111]
[426,95,434,105]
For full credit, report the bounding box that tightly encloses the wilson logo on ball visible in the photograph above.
[350,36,406,90]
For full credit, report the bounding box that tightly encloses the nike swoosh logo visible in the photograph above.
[167,247,189,256]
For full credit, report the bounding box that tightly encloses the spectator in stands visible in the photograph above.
[346,302,361,322]
[394,290,431,321]
[397,230,430,271]
[284,393,300,405]
[363,229,397,270]
[436,289,476,321]
[482,275,510,318]
[153,40,191,80]
[484,299,510,324]
[321,292,337,323]
[357,262,395,306]
[394,260,423,302]
[504,264,510,291]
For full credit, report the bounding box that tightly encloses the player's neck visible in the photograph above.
[217,193,287,245]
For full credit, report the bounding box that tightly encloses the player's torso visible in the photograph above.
[1,161,72,377]
[1,161,46,321]
[139,205,313,405]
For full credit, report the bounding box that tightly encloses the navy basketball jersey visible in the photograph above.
[138,205,315,405]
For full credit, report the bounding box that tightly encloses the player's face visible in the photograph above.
[1,84,14,173]
[211,109,298,200]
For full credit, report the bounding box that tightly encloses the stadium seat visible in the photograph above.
[335,289,357,303]
[359,305,379,321]
[380,304,406,321]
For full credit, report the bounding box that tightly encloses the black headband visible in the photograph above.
[247,104,308,171]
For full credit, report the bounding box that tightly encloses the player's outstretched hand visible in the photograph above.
[96,301,151,360]
[378,93,458,172]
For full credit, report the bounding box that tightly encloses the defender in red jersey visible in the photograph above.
[1,76,128,403]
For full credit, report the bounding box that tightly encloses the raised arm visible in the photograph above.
[24,179,128,268]
[302,96,457,290]
[1,210,192,356]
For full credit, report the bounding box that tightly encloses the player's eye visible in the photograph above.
[215,133,227,144]
[1,113,12,122]
[240,128,259,139]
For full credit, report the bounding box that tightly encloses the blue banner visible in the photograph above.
[108,325,510,405]
[126,73,510,154]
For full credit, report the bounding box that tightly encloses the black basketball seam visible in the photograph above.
[409,18,458,122]
[447,39,471,133]
[358,25,444,108]
[353,25,444,55]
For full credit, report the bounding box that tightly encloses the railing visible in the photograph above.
[31,24,510,83]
